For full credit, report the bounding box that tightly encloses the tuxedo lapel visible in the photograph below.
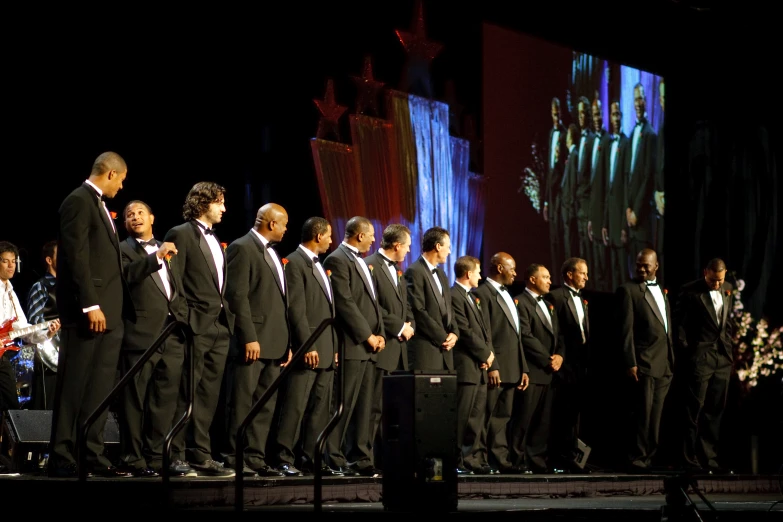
[379,260,403,302]
[193,222,220,293]
[421,258,447,319]
[565,289,580,326]
[493,288,518,333]
[466,292,488,339]
[641,283,666,328]
[308,252,332,305]
[721,289,730,326]
[700,292,720,327]
[525,292,553,336]
[127,237,169,301]
[341,245,375,301]
[252,232,285,297]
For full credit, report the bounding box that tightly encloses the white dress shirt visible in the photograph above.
[609,135,620,185]
[564,284,586,343]
[550,128,560,169]
[578,129,588,172]
[342,242,375,300]
[137,238,171,300]
[646,280,668,332]
[300,245,332,303]
[487,278,519,333]
[195,218,224,292]
[631,120,643,174]
[525,287,552,328]
[83,179,115,313]
[422,257,443,295]
[253,229,285,295]
[709,289,723,320]
[591,131,602,180]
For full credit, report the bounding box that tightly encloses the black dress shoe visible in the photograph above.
[91,466,134,478]
[319,465,345,477]
[49,463,91,478]
[274,464,302,477]
[456,467,474,475]
[335,466,359,476]
[356,466,382,477]
[120,466,160,478]
[255,465,285,477]
[472,465,492,475]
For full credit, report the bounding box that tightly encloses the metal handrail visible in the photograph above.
[234,317,344,512]
[77,319,193,484]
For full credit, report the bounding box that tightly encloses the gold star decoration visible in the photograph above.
[352,55,385,117]
[313,78,348,141]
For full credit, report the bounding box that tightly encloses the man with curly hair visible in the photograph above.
[163,182,236,477]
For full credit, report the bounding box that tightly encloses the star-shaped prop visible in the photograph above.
[352,55,385,117]
[314,78,348,141]
[395,0,443,98]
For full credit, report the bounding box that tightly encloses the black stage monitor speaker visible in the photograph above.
[0,410,120,473]
[382,371,458,512]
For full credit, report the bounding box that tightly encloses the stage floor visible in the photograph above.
[1,469,781,518]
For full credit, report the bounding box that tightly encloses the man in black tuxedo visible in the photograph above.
[543,97,566,269]
[474,252,529,474]
[618,248,673,472]
[274,217,342,476]
[323,216,385,476]
[675,258,734,474]
[163,181,235,477]
[223,203,291,478]
[549,257,590,472]
[512,264,560,473]
[587,99,611,292]
[626,84,658,260]
[654,79,666,285]
[450,256,495,475]
[575,97,595,268]
[118,200,184,478]
[602,101,630,291]
[405,226,458,371]
[560,124,580,260]
[363,224,415,473]
[48,152,132,478]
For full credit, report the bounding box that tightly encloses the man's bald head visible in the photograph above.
[254,202,289,242]
[489,252,517,286]
[255,203,287,226]
[635,248,659,281]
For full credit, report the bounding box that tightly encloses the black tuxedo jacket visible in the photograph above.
[603,133,630,246]
[163,221,235,336]
[545,124,566,213]
[225,231,289,360]
[588,131,612,227]
[285,247,336,370]
[56,183,132,329]
[515,290,561,385]
[323,244,384,361]
[674,278,733,361]
[575,129,595,219]
[450,284,492,385]
[405,256,457,371]
[365,251,414,372]
[549,286,590,375]
[120,238,186,352]
[560,146,579,220]
[474,281,528,385]
[618,279,674,378]
[627,121,658,240]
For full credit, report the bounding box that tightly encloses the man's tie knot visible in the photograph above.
[568,287,581,298]
[197,223,215,236]
[431,268,438,275]
[350,249,361,257]
[139,239,157,247]
[499,285,508,293]
[387,260,398,267]
[312,256,320,264]
[536,295,544,302]
[646,280,659,287]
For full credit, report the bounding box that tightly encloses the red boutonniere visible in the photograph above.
[397,269,403,279]
[664,288,668,297]
[368,264,374,271]
[475,297,481,309]
[282,258,289,269]
[725,290,732,297]
[165,253,172,269]
[326,269,332,278]
[220,242,227,252]
[110,211,117,220]
[548,304,555,314]
[583,299,588,306]
[514,299,519,306]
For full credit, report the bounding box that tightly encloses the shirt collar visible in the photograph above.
[251,228,269,246]
[85,179,103,197]
[194,218,212,231]
[456,281,472,294]
[341,241,359,255]
[422,257,438,272]
[299,244,319,260]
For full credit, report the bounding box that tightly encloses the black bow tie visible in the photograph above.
[499,285,508,293]
[612,134,620,141]
[431,268,438,275]
[568,288,581,298]
[383,258,398,267]
[636,120,644,127]
[349,249,361,257]
[139,239,157,247]
[196,223,215,236]
[312,256,320,264]
[536,295,544,302]
[646,281,658,287]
